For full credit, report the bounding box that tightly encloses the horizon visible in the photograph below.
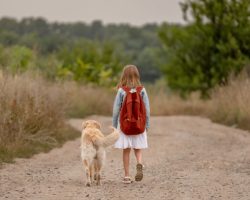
[0,15,183,27]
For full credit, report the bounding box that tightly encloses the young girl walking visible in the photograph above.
[112,65,150,184]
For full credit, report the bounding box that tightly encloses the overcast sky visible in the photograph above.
[0,0,185,25]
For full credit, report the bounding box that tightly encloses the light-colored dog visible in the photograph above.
[81,120,119,186]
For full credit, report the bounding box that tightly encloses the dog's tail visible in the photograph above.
[95,126,119,148]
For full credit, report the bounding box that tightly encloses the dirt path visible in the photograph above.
[1,116,250,200]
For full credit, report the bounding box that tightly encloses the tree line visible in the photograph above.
[0,17,162,84]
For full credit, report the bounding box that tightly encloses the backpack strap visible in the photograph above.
[121,86,143,94]
[136,86,144,93]
[121,86,131,94]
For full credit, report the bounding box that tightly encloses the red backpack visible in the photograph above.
[119,86,146,135]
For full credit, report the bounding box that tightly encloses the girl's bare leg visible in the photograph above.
[123,148,131,177]
[134,148,142,164]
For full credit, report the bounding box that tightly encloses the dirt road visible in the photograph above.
[1,116,250,200]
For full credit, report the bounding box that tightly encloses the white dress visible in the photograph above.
[114,123,148,149]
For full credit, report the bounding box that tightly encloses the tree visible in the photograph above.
[136,47,162,82]
[56,40,127,86]
[159,0,250,96]
[0,45,35,73]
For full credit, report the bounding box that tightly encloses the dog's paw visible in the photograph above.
[86,182,91,187]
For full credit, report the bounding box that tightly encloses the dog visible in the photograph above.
[81,120,119,186]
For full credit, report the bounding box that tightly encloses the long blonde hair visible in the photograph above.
[117,65,142,88]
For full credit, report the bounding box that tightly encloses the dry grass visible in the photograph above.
[148,74,250,131]
[1,70,249,164]
[65,74,250,131]
[0,72,79,164]
[0,72,116,164]
[147,81,205,116]
[207,73,250,130]
[64,82,113,118]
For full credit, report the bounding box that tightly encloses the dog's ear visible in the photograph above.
[82,121,88,130]
[94,121,101,129]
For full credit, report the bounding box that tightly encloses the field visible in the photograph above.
[0,71,250,164]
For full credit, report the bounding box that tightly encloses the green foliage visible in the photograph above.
[0,45,35,73]
[57,40,126,86]
[0,17,162,83]
[0,30,19,46]
[159,0,250,96]
[136,47,163,82]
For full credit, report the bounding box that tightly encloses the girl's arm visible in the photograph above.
[142,88,150,129]
[112,88,123,128]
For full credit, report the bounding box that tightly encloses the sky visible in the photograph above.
[0,0,185,26]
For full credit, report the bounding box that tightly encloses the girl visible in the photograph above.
[112,65,150,184]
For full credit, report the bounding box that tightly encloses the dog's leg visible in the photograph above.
[93,159,97,181]
[83,159,91,187]
[93,159,98,182]
[96,162,101,186]
[95,151,105,186]
[93,158,101,185]
[89,164,94,184]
